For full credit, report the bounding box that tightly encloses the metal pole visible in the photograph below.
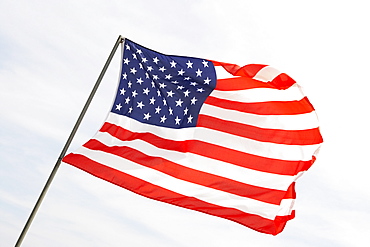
[15,35,124,247]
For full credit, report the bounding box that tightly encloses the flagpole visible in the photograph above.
[15,35,124,247]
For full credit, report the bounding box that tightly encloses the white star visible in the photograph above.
[167,90,175,97]
[175,116,181,125]
[196,68,203,77]
[123,58,130,65]
[157,89,161,96]
[187,115,194,123]
[151,81,156,88]
[190,82,198,86]
[160,115,167,123]
[139,63,143,69]
[143,112,151,120]
[115,103,122,111]
[147,66,154,72]
[183,107,189,115]
[186,60,193,68]
[153,75,159,80]
[137,101,145,109]
[120,88,126,95]
[170,60,177,68]
[125,44,130,50]
[153,57,160,64]
[136,78,144,84]
[159,83,167,88]
[159,66,166,72]
[142,57,148,63]
[177,85,185,90]
[128,107,133,113]
[155,106,161,114]
[202,60,209,67]
[136,49,142,54]
[175,98,184,107]
[130,67,137,74]
[145,73,150,79]
[128,81,132,88]
[149,97,156,104]
[197,88,205,93]
[163,98,167,105]
[125,97,130,104]
[204,77,211,84]
[165,74,173,80]
[122,73,127,79]
[132,90,138,97]
[183,90,191,97]
[171,80,179,84]
[143,88,150,95]
[169,107,174,115]
[191,97,198,105]
[178,69,185,76]
[184,77,191,80]
[132,53,137,59]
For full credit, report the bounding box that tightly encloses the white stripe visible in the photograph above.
[106,113,320,161]
[72,146,291,219]
[200,103,319,130]
[209,83,304,103]
[94,131,296,190]
[277,199,295,216]
[252,66,282,82]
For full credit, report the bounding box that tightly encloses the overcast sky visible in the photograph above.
[1,0,369,246]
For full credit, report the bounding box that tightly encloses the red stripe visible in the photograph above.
[83,139,287,205]
[197,115,323,145]
[205,96,316,115]
[62,153,292,235]
[215,77,275,91]
[270,73,296,90]
[100,122,315,175]
[212,61,268,78]
[284,183,296,199]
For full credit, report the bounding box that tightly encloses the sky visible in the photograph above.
[1,0,369,246]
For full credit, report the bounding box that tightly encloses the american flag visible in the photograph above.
[62,39,323,235]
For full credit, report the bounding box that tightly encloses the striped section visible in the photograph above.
[63,153,295,234]
[200,103,319,131]
[197,115,321,145]
[99,119,314,176]
[95,124,296,191]
[69,145,290,219]
[63,61,322,235]
[104,113,320,161]
[205,96,315,115]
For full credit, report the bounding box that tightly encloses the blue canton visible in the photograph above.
[111,39,217,129]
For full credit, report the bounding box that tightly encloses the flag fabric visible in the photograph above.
[62,38,323,235]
